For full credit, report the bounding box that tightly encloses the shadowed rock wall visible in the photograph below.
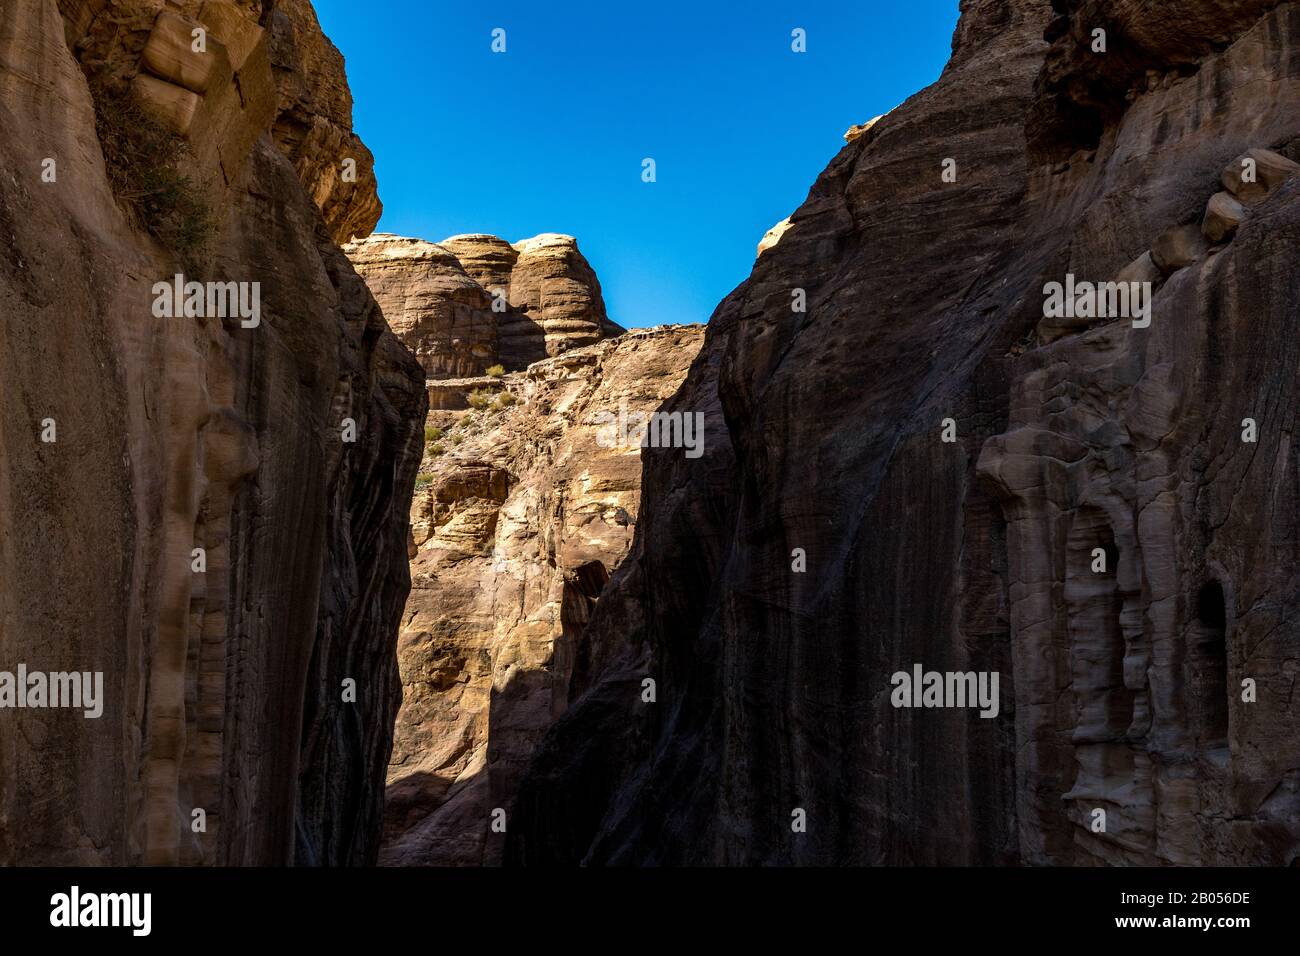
[0,0,424,865]
[505,0,1300,866]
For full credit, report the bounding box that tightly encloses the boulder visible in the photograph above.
[1202,191,1246,243]
[130,73,201,135]
[844,109,893,142]
[757,216,793,257]
[1220,147,1300,202]
[349,232,625,379]
[344,234,499,379]
[142,11,231,95]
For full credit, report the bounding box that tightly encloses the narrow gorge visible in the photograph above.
[345,231,703,864]
[0,0,1297,873]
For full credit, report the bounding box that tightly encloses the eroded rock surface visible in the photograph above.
[346,220,690,867]
[0,0,424,865]
[347,231,625,379]
[380,325,704,865]
[268,0,381,243]
[504,0,1300,866]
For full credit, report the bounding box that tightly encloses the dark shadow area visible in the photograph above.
[1190,579,1229,750]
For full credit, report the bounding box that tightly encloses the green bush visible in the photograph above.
[427,443,445,457]
[424,425,444,443]
[467,389,493,410]
[414,474,434,490]
[486,364,506,378]
[493,391,517,410]
[92,86,214,270]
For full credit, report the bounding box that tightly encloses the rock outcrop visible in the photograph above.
[345,235,499,379]
[347,232,624,379]
[268,0,382,243]
[504,0,1300,866]
[756,217,793,258]
[379,325,704,865]
[0,0,424,865]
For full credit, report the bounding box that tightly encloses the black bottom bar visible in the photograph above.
[0,866,1289,942]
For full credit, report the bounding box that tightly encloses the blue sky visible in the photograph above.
[314,0,960,328]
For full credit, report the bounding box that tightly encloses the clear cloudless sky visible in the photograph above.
[313,0,961,328]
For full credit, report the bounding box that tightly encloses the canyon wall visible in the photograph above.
[6,0,1295,870]
[385,326,704,865]
[0,0,424,864]
[505,0,1300,865]
[348,231,700,865]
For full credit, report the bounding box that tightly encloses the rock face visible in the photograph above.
[379,325,704,865]
[505,0,1300,865]
[347,232,625,379]
[0,0,424,865]
[345,235,499,379]
[345,221,687,867]
[268,0,382,243]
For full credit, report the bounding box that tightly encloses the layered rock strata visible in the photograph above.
[347,232,624,379]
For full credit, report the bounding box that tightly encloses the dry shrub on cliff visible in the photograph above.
[92,86,214,268]
[467,389,493,410]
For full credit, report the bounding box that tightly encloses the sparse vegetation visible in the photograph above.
[427,443,445,457]
[467,389,493,410]
[486,364,506,378]
[92,85,214,269]
[424,425,444,443]
[415,474,434,490]
[493,391,517,410]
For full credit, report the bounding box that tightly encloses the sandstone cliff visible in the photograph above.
[381,326,703,865]
[0,0,424,864]
[346,231,625,380]
[505,0,1300,865]
[347,229,699,864]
